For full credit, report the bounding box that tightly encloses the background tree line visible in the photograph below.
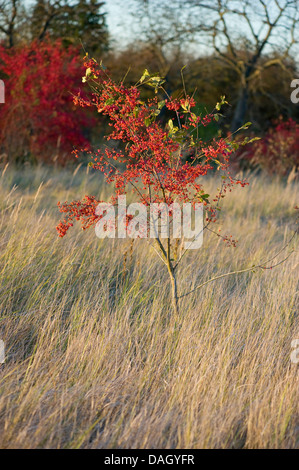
[0,0,298,173]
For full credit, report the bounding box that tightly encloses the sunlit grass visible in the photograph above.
[0,163,298,448]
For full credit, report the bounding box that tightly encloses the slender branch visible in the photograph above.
[178,231,298,299]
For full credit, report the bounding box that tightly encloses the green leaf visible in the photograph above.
[216,95,228,111]
[173,130,185,143]
[230,142,240,151]
[140,69,150,83]
[198,193,210,203]
[146,76,165,91]
[247,137,261,144]
[149,76,161,83]
[104,98,114,106]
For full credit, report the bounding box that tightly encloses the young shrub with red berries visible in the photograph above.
[57,57,297,315]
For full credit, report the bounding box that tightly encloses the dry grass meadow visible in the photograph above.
[0,163,298,449]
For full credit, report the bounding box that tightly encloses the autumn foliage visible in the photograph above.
[56,58,249,239]
[236,118,299,176]
[56,57,252,314]
[0,39,94,164]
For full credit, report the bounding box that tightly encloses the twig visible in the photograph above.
[178,232,298,299]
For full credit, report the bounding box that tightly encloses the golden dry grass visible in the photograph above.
[0,163,298,448]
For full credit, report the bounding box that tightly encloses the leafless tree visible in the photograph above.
[125,0,202,77]
[132,0,299,130]
[185,0,299,130]
[0,0,22,46]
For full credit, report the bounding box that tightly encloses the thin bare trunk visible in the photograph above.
[167,259,179,316]
[231,85,248,132]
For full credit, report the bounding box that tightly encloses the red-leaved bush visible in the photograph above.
[236,118,299,176]
[0,39,95,164]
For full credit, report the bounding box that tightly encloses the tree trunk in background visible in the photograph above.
[230,85,249,132]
